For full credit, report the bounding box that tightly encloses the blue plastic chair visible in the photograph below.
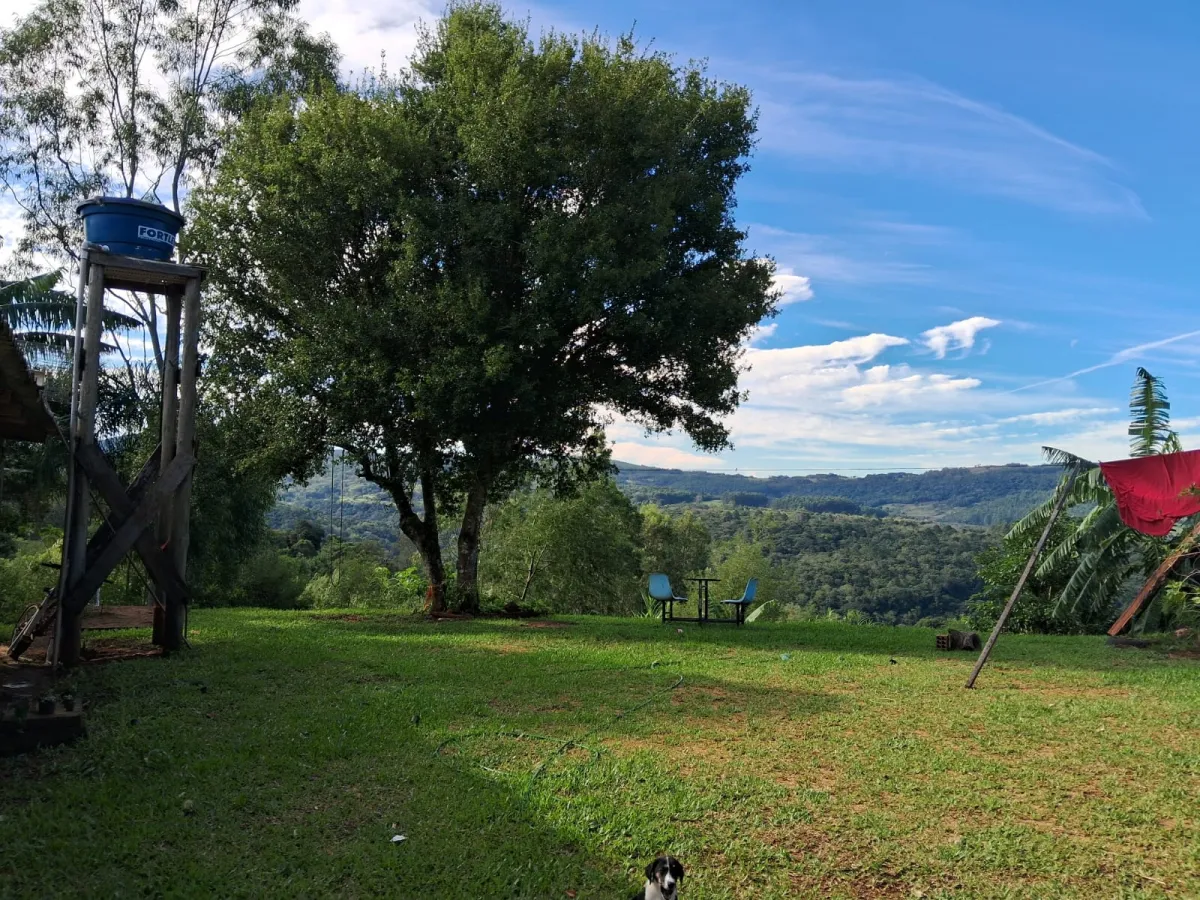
[648,573,688,623]
[721,578,759,626]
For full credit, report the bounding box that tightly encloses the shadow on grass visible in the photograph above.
[2,609,866,896]
[0,643,643,896]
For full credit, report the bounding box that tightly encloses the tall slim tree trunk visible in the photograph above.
[455,480,489,614]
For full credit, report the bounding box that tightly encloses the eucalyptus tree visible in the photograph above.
[193,2,776,611]
[0,0,337,367]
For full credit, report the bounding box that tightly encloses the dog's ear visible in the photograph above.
[645,858,659,881]
[670,857,685,880]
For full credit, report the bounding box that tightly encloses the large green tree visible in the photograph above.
[192,2,776,612]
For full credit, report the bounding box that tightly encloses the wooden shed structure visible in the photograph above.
[0,317,58,442]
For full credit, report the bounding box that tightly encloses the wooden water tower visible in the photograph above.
[8,199,205,667]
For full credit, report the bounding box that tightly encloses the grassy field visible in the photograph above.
[2,611,1198,898]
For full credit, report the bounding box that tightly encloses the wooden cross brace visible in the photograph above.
[61,443,193,615]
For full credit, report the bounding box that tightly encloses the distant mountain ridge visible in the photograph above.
[613,461,1060,526]
[271,459,1060,549]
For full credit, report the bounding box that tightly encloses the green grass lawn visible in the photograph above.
[2,611,1198,898]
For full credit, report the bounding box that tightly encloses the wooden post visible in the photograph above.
[965,476,1075,689]
[50,254,91,667]
[1108,518,1200,636]
[57,263,107,667]
[152,291,182,646]
[165,276,201,651]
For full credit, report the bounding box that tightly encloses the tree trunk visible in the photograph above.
[455,480,489,614]
[382,463,447,614]
[421,543,448,613]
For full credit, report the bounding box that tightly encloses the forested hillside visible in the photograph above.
[270,460,1019,622]
[698,507,996,623]
[615,462,1059,525]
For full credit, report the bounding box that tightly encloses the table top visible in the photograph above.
[686,576,721,582]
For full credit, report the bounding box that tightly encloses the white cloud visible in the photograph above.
[747,322,777,346]
[840,368,980,408]
[921,316,1001,358]
[1016,328,1200,392]
[608,441,721,470]
[1000,407,1117,426]
[297,0,435,75]
[770,265,814,304]
[756,72,1145,218]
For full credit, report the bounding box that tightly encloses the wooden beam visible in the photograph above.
[966,477,1075,689]
[87,250,206,283]
[60,451,194,614]
[1108,519,1200,636]
[153,291,182,645]
[57,262,107,668]
[166,276,202,651]
[74,442,190,605]
[86,445,161,567]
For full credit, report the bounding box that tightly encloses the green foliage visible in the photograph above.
[1,273,139,367]
[966,515,1107,634]
[697,505,993,623]
[639,505,712,588]
[480,480,643,615]
[192,2,773,610]
[301,556,426,611]
[1154,578,1200,632]
[0,532,60,627]
[771,495,887,517]
[226,548,309,609]
[0,0,338,263]
[711,537,778,620]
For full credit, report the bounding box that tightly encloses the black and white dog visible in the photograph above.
[633,855,685,900]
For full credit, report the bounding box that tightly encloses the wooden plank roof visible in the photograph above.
[0,318,58,442]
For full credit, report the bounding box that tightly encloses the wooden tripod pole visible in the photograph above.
[965,474,1076,689]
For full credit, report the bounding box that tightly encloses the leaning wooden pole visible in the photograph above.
[57,262,107,667]
[965,475,1076,689]
[1108,518,1200,636]
[165,276,201,651]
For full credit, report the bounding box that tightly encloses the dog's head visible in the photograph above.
[645,855,684,898]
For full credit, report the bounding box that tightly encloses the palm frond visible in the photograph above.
[1041,445,1097,471]
[1008,463,1103,544]
[1129,367,1173,457]
[0,272,61,302]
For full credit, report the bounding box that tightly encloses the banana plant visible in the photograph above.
[1007,368,1186,624]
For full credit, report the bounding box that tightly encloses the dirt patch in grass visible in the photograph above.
[520,621,574,629]
[81,605,154,630]
[3,633,159,666]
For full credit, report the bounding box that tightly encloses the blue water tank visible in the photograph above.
[76,197,185,261]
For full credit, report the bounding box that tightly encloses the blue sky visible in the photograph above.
[5,0,1199,474]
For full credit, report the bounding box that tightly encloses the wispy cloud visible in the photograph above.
[755,71,1145,218]
[751,224,937,286]
[747,322,777,346]
[921,316,1001,358]
[1015,329,1200,392]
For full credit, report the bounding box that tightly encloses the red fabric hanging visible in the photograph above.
[1099,450,1200,536]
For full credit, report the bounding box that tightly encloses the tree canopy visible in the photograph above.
[192,2,776,611]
